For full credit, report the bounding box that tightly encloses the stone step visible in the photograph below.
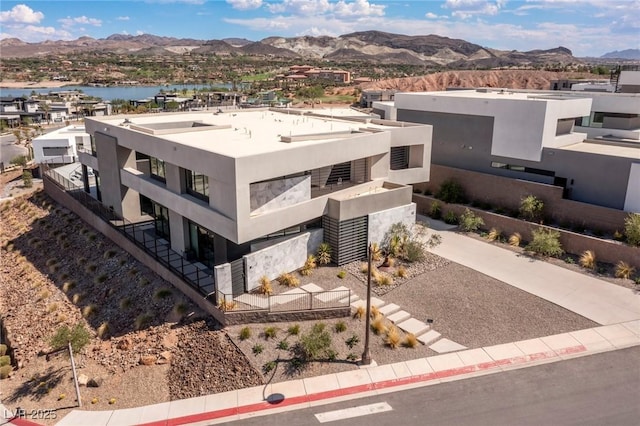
[429,338,467,353]
[351,297,386,310]
[340,294,360,304]
[301,283,324,293]
[417,329,441,346]
[396,318,430,337]
[378,303,401,317]
[387,310,411,324]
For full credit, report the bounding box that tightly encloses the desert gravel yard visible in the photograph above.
[228,261,598,385]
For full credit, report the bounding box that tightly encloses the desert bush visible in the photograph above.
[134,313,152,330]
[45,258,58,267]
[334,321,347,333]
[395,266,408,278]
[520,195,544,222]
[436,179,467,204]
[264,326,278,340]
[371,316,388,335]
[360,263,370,274]
[299,323,333,360]
[459,208,485,232]
[138,277,150,286]
[526,228,564,257]
[316,243,332,265]
[72,293,83,304]
[154,288,173,299]
[85,263,97,273]
[277,272,300,287]
[252,344,264,355]
[47,303,58,313]
[262,361,276,374]
[0,365,11,379]
[403,240,426,263]
[277,340,289,350]
[370,305,380,318]
[375,273,394,286]
[218,300,237,312]
[50,323,90,353]
[615,261,635,279]
[82,305,97,318]
[385,326,401,349]
[286,324,300,335]
[345,335,359,349]
[22,170,33,188]
[428,201,442,219]
[258,276,273,295]
[0,356,10,367]
[403,333,419,348]
[103,249,116,259]
[353,305,365,320]
[239,327,251,340]
[508,232,522,247]
[173,302,188,316]
[487,228,502,242]
[119,298,131,309]
[337,270,347,279]
[94,274,108,284]
[579,250,596,270]
[370,242,383,261]
[0,344,6,356]
[38,289,50,301]
[300,255,317,276]
[443,211,458,225]
[97,322,109,338]
[564,256,575,264]
[624,213,640,246]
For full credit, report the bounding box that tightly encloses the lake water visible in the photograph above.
[0,83,233,101]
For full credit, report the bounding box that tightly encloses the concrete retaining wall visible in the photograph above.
[414,193,640,269]
[224,307,350,325]
[368,203,416,245]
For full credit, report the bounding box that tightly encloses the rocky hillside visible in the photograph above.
[355,70,598,92]
[0,30,579,67]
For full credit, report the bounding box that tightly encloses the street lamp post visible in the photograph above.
[361,242,373,365]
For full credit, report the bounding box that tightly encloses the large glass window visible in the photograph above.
[152,202,170,239]
[150,157,166,182]
[188,220,215,268]
[185,169,209,201]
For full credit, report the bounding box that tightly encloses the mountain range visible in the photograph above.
[0,30,579,68]
[600,49,640,60]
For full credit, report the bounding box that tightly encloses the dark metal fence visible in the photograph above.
[42,165,215,299]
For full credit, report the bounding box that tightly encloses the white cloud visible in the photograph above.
[116,16,130,21]
[0,4,44,24]
[136,30,145,35]
[226,0,263,10]
[333,0,385,17]
[266,0,384,17]
[443,0,505,19]
[59,16,102,29]
[0,24,72,42]
[425,12,438,18]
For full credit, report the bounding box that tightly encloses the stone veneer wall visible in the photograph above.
[368,203,416,245]
[250,175,310,215]
[244,229,324,291]
[214,263,232,295]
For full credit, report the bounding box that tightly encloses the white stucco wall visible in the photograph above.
[624,163,640,213]
[250,175,311,215]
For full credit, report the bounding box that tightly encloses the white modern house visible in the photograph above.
[77,108,432,295]
[374,88,640,212]
[32,125,90,165]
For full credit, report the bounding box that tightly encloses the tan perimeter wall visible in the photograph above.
[414,165,629,234]
[414,194,640,270]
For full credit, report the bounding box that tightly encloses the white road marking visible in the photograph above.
[314,402,393,423]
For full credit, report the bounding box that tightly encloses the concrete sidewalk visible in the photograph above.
[421,218,640,325]
[34,320,638,426]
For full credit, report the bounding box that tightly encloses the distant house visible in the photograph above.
[32,125,90,165]
[360,90,397,108]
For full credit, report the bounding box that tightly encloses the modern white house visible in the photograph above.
[374,88,640,212]
[32,125,91,165]
[77,108,432,295]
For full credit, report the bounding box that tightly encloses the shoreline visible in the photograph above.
[0,80,84,89]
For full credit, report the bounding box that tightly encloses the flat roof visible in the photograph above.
[87,108,413,158]
[405,89,578,102]
[35,125,88,139]
[557,141,640,159]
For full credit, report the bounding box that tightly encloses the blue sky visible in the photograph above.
[0,1,638,57]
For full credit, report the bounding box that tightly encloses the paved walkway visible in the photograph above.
[16,320,637,426]
[419,217,640,325]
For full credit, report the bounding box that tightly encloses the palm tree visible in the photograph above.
[39,101,51,124]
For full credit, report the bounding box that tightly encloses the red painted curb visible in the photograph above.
[134,344,587,426]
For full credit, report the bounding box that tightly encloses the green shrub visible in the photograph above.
[287,324,300,336]
[50,324,91,353]
[334,321,347,333]
[239,327,251,341]
[262,361,276,374]
[264,326,278,340]
[94,274,108,284]
[154,288,173,299]
[436,179,467,204]
[428,201,442,219]
[277,340,289,350]
[459,208,485,232]
[252,344,264,355]
[403,240,426,263]
[346,353,358,361]
[299,323,333,360]
[345,334,360,349]
[624,213,640,246]
[0,344,7,357]
[526,228,564,257]
[337,270,347,279]
[22,170,33,188]
[520,195,544,222]
[316,243,332,265]
[0,356,10,367]
[443,211,458,225]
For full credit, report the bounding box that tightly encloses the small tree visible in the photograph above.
[298,323,333,360]
[526,228,564,257]
[459,208,484,232]
[22,170,33,188]
[520,195,544,222]
[50,324,91,353]
[624,213,640,247]
[316,243,332,265]
[10,155,28,168]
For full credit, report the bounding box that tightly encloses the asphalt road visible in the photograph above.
[233,347,640,426]
[0,133,26,166]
